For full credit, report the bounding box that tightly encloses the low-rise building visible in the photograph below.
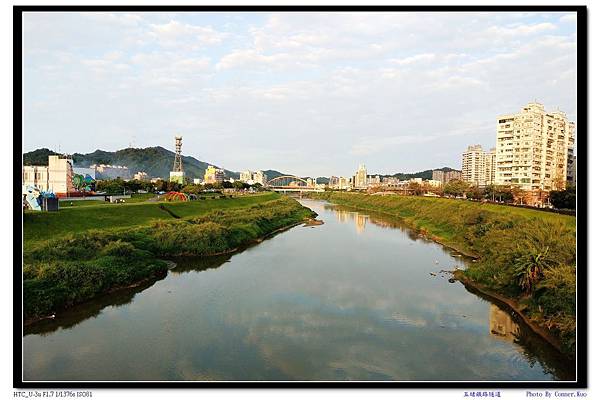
[23,165,50,192]
[23,155,77,195]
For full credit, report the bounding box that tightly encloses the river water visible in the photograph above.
[23,199,574,381]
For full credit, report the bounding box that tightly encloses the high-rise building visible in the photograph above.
[252,171,267,186]
[432,170,463,185]
[484,148,496,186]
[495,102,575,191]
[461,145,486,187]
[239,170,253,183]
[367,175,381,186]
[354,164,367,188]
[338,177,351,190]
[567,149,576,186]
[204,165,225,184]
[446,170,462,182]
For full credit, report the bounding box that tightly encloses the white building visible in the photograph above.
[133,171,149,181]
[354,164,367,189]
[461,145,487,187]
[495,102,575,191]
[23,155,76,195]
[91,164,132,180]
[239,170,253,183]
[252,171,267,186]
[484,148,496,186]
[23,165,50,192]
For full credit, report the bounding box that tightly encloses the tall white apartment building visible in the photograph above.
[354,164,367,188]
[484,148,496,185]
[239,170,253,183]
[252,171,267,186]
[495,102,575,191]
[461,145,487,187]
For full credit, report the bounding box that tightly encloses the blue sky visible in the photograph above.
[22,12,577,176]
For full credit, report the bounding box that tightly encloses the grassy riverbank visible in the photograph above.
[23,194,315,321]
[310,192,576,356]
[24,192,280,246]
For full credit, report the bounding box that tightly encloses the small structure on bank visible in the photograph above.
[165,191,189,202]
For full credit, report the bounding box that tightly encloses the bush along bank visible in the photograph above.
[310,192,576,356]
[23,196,316,322]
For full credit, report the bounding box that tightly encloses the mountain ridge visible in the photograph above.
[23,147,239,180]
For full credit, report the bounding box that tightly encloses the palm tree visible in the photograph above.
[513,245,556,295]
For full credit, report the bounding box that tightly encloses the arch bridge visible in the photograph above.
[266,175,324,193]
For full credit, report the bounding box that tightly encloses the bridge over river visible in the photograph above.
[266,175,325,193]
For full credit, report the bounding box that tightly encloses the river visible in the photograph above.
[22,199,574,381]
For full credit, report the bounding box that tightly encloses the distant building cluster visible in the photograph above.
[91,164,132,180]
[329,165,443,191]
[461,102,576,198]
[239,170,267,186]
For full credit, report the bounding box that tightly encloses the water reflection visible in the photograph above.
[489,304,520,341]
[23,199,575,381]
[24,279,162,337]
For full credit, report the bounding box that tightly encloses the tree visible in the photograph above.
[233,180,248,190]
[222,181,233,189]
[154,179,168,192]
[549,186,576,210]
[408,181,424,196]
[465,185,483,200]
[96,178,126,195]
[166,181,182,192]
[181,184,202,195]
[510,186,527,205]
[443,179,470,197]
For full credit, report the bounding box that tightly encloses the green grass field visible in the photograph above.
[24,192,280,247]
[58,193,158,207]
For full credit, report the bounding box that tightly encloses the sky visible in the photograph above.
[22,11,577,177]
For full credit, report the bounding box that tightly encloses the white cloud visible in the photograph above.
[390,53,436,66]
[22,12,578,176]
[560,14,577,24]
[486,22,556,37]
[149,20,227,48]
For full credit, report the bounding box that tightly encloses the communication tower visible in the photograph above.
[170,135,185,184]
[173,136,184,173]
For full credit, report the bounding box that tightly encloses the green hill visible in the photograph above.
[23,146,238,180]
[381,167,460,181]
